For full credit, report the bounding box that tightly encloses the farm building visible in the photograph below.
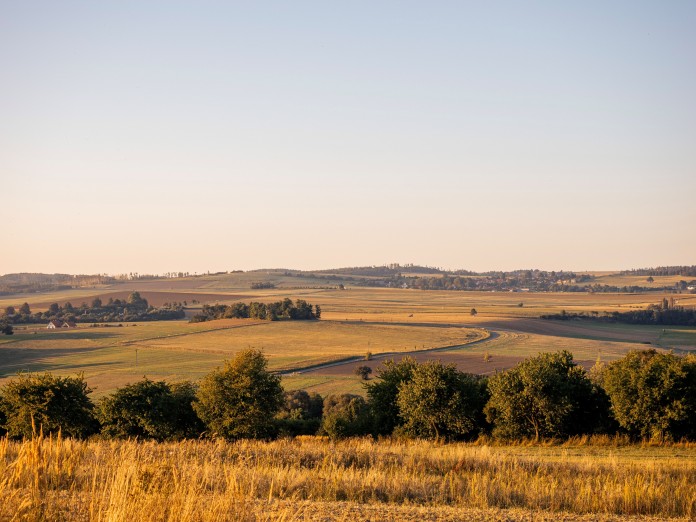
[47,320,76,329]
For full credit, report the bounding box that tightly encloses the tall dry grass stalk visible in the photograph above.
[0,434,694,521]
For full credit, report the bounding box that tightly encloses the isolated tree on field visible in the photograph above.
[647,276,654,284]
[601,350,696,440]
[470,308,477,316]
[98,378,203,440]
[365,357,418,436]
[354,365,372,380]
[194,349,283,439]
[0,373,96,439]
[485,351,607,441]
[397,361,488,441]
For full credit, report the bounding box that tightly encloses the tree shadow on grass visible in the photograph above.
[0,346,121,377]
[4,331,123,342]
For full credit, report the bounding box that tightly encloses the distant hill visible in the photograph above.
[316,264,445,277]
[0,273,115,295]
[2,264,695,296]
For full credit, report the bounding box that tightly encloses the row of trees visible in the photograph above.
[1,349,694,442]
[542,305,696,327]
[191,299,320,323]
[2,292,185,324]
[621,266,696,277]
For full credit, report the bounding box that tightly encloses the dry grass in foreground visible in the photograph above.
[0,435,694,521]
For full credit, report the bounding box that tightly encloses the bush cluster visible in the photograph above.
[0,349,694,442]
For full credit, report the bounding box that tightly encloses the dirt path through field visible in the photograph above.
[278,329,495,375]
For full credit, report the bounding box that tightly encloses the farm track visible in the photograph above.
[277,329,496,375]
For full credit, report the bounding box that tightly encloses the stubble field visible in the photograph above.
[1,434,694,521]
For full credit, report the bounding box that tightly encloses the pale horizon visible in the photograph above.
[2,2,695,276]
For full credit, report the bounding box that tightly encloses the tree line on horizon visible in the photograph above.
[0,348,693,443]
[2,265,695,297]
[542,298,696,326]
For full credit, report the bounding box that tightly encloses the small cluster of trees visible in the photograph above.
[250,282,276,289]
[2,292,185,325]
[1,349,694,443]
[191,298,320,323]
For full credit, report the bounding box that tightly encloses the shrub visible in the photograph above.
[320,394,371,439]
[0,373,96,439]
[276,390,323,436]
[98,379,203,440]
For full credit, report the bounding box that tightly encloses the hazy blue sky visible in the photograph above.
[2,1,695,274]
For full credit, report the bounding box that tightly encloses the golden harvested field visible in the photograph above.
[282,326,662,396]
[590,273,694,287]
[0,319,487,397]
[3,272,695,315]
[1,434,693,521]
[2,282,696,397]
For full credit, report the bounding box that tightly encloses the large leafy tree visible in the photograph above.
[194,349,283,439]
[0,373,96,439]
[602,350,696,440]
[98,378,203,440]
[365,357,418,435]
[485,351,605,440]
[397,361,487,441]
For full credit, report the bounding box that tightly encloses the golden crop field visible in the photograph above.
[1,434,693,521]
[1,279,695,397]
[0,318,487,397]
[589,273,693,287]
